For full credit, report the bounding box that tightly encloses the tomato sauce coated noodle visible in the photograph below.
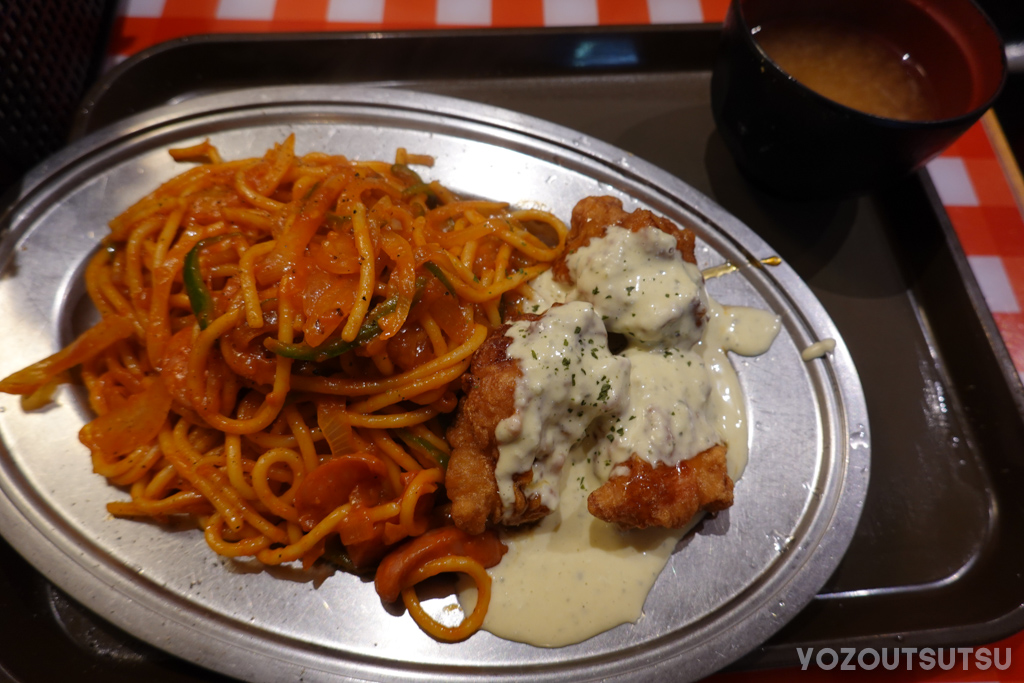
[0,136,565,641]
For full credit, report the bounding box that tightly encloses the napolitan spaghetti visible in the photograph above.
[0,136,567,641]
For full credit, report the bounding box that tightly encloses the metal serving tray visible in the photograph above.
[0,24,1020,682]
[0,85,865,682]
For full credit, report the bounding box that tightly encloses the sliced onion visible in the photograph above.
[317,399,354,458]
[79,376,173,458]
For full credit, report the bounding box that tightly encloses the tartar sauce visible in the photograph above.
[567,225,709,348]
[592,347,719,480]
[463,222,782,646]
[494,302,629,516]
[801,338,836,361]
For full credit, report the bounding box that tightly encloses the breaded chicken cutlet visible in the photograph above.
[446,196,735,535]
[552,195,697,282]
[445,314,548,536]
[564,196,732,529]
[587,448,733,529]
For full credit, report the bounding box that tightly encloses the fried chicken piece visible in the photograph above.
[445,316,549,536]
[587,446,734,529]
[553,195,707,348]
[552,196,696,282]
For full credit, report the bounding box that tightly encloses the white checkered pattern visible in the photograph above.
[121,0,165,18]
[969,255,1021,313]
[437,0,492,25]
[928,157,980,207]
[543,0,599,26]
[327,0,386,23]
[216,0,277,20]
[647,0,704,23]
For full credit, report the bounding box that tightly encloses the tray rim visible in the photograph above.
[71,24,725,143]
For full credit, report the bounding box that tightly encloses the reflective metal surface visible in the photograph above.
[0,86,869,682]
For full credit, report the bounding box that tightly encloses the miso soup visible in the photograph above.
[755,18,940,121]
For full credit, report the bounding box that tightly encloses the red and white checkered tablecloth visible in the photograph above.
[107,1,1024,680]
[930,116,1024,379]
[111,0,731,56]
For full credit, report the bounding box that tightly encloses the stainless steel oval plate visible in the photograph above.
[0,86,869,683]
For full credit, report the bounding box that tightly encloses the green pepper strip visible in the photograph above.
[410,276,427,308]
[423,261,456,296]
[264,295,399,362]
[400,182,436,200]
[394,429,449,469]
[324,212,351,229]
[264,276,428,362]
[401,183,441,210]
[184,233,237,330]
[302,179,322,201]
[391,163,424,186]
